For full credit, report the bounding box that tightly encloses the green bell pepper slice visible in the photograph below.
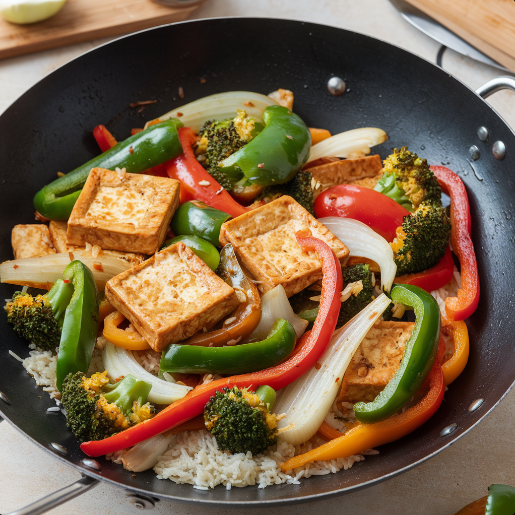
[34,119,183,220]
[161,234,220,271]
[354,284,440,424]
[55,260,99,390]
[170,200,231,248]
[159,318,296,376]
[486,484,515,515]
[218,105,311,186]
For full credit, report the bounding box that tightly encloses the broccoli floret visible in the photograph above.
[391,202,451,275]
[373,172,413,212]
[4,279,74,351]
[204,386,279,455]
[60,371,155,443]
[257,170,315,215]
[338,264,375,327]
[379,147,443,209]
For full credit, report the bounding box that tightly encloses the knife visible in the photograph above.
[389,0,510,72]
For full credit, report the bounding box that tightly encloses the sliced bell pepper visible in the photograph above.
[354,284,441,423]
[395,245,454,292]
[103,311,151,351]
[314,184,410,242]
[161,235,220,271]
[181,243,261,347]
[80,236,342,456]
[281,359,444,471]
[93,125,118,153]
[309,128,331,145]
[164,127,248,218]
[170,200,231,248]
[55,261,99,390]
[431,166,479,321]
[34,119,183,220]
[441,315,469,386]
[219,105,312,186]
[159,318,296,375]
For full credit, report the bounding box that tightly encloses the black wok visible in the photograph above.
[1,17,514,510]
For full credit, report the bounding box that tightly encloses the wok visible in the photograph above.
[1,17,514,512]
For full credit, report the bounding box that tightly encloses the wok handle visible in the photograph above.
[476,76,515,99]
[3,474,98,515]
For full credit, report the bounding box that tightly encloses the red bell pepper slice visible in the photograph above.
[164,127,248,218]
[430,166,479,321]
[93,125,118,153]
[80,236,343,457]
[314,184,410,242]
[395,245,454,292]
[285,359,445,470]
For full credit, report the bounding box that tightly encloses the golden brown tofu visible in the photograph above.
[67,168,180,255]
[105,242,240,352]
[49,220,145,267]
[219,196,349,297]
[11,224,56,259]
[268,89,294,110]
[338,321,415,404]
[309,155,383,198]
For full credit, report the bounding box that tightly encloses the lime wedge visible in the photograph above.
[0,0,67,24]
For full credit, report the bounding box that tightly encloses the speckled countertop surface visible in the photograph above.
[1,1,515,514]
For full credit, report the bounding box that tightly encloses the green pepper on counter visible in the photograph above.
[55,260,99,390]
[161,234,220,271]
[34,119,183,220]
[353,284,441,424]
[171,200,231,248]
[218,105,311,186]
[159,318,296,376]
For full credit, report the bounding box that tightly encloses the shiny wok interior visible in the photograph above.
[0,17,514,506]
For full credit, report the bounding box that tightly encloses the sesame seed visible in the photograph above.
[286,135,293,140]
[198,180,210,187]
[215,187,224,195]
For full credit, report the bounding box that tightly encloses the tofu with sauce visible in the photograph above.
[338,321,414,404]
[11,224,56,259]
[49,220,145,267]
[67,168,180,255]
[105,242,240,352]
[219,196,349,297]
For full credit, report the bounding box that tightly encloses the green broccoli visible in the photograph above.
[376,147,443,209]
[60,371,155,443]
[391,202,451,275]
[373,172,413,212]
[338,264,375,327]
[204,386,279,455]
[4,279,74,351]
[257,170,315,215]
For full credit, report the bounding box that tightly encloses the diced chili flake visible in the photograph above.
[257,163,264,168]
[63,279,70,283]
[13,264,19,269]
[129,147,134,154]
[93,262,104,272]
[177,112,183,117]
[244,101,255,107]
[68,252,74,261]
[315,363,322,370]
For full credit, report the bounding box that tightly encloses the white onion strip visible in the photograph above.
[274,294,391,445]
[122,433,176,472]
[319,217,397,293]
[246,285,308,342]
[102,342,191,405]
[145,92,278,132]
[0,252,132,291]
[308,127,388,162]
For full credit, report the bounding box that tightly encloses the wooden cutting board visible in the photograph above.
[0,0,204,61]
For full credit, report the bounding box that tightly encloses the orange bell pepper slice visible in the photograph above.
[309,128,332,145]
[441,315,469,386]
[103,311,151,351]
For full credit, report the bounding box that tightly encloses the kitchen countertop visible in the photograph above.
[1,1,514,514]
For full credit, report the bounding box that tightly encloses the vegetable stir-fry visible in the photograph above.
[1,89,479,488]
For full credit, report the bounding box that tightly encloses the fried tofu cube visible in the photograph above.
[338,321,415,404]
[67,168,180,255]
[11,224,56,259]
[219,196,349,297]
[49,220,145,267]
[268,89,294,110]
[105,242,240,352]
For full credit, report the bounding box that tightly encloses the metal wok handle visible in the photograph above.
[3,475,98,515]
[476,76,515,98]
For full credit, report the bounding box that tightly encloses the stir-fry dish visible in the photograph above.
[1,89,480,489]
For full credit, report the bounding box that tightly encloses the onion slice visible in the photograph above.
[308,128,388,163]
[319,217,397,292]
[275,293,391,446]
[246,284,308,342]
[145,92,278,132]
[0,252,132,291]
[122,433,176,472]
[102,342,191,405]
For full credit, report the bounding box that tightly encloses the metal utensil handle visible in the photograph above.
[476,76,515,99]
[3,475,98,515]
